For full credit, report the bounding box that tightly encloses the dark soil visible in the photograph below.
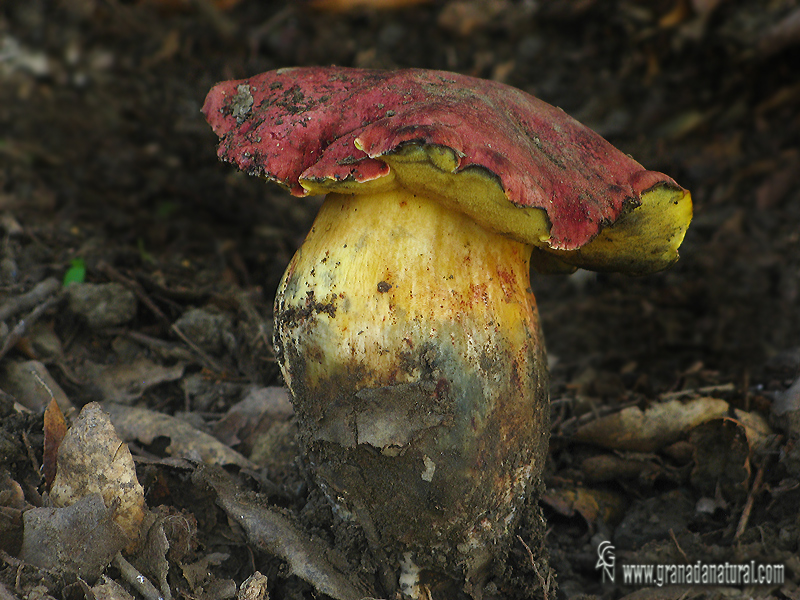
[2,1,800,599]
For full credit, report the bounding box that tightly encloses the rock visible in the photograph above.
[174,307,232,354]
[66,282,137,329]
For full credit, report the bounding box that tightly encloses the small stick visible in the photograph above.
[113,553,167,600]
[168,322,228,374]
[669,528,689,563]
[0,277,60,322]
[659,383,736,401]
[0,294,62,362]
[735,460,766,541]
[99,262,169,323]
[518,535,551,600]
[99,263,227,373]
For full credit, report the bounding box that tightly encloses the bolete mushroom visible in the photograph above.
[203,66,691,594]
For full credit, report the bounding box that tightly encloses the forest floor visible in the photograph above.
[1,1,800,599]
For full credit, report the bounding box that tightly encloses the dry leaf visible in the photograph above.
[43,398,67,491]
[131,512,171,600]
[238,572,269,600]
[86,358,185,404]
[213,386,293,448]
[197,466,369,600]
[50,403,146,550]
[0,359,73,413]
[105,403,256,469]
[581,453,664,484]
[0,471,25,555]
[21,493,129,581]
[541,486,625,527]
[573,397,729,452]
[730,408,772,451]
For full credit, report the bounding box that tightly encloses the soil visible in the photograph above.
[2,1,800,599]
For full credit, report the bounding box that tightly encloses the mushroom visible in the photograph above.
[203,66,691,595]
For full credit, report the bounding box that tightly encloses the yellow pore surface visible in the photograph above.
[308,143,692,276]
[545,184,693,274]
[276,187,540,387]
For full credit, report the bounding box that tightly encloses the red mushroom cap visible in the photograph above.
[203,66,687,257]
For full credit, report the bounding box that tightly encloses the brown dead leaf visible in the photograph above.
[573,397,729,452]
[180,552,230,591]
[105,403,257,470]
[130,512,172,600]
[43,398,67,491]
[730,408,772,451]
[212,386,293,448]
[212,386,297,473]
[50,403,147,550]
[0,359,73,414]
[238,572,269,600]
[581,453,664,484]
[541,486,625,527]
[91,576,136,600]
[0,471,26,555]
[197,466,370,600]
[84,357,185,404]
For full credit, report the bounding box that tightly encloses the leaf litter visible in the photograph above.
[2,1,800,598]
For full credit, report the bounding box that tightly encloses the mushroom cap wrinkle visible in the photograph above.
[203,65,692,275]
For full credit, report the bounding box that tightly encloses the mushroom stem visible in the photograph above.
[274,188,549,579]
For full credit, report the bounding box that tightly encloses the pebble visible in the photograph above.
[66,282,137,329]
[174,307,232,354]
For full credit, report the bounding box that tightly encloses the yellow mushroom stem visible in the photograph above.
[273,187,549,577]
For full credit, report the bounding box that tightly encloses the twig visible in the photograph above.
[20,431,42,480]
[119,329,194,360]
[735,460,766,541]
[0,277,60,322]
[99,262,169,322]
[0,294,62,362]
[168,322,227,373]
[518,535,551,600]
[669,528,689,563]
[113,553,167,600]
[659,383,736,401]
[99,262,227,373]
[553,398,640,435]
